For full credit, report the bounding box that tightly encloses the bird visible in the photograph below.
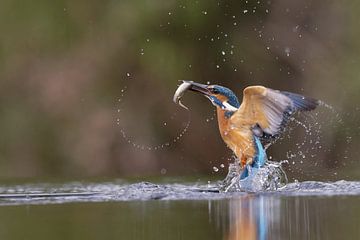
[174,81,319,179]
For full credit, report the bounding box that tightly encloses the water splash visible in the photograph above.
[0,179,359,205]
[220,161,288,192]
[282,100,353,178]
[218,101,344,192]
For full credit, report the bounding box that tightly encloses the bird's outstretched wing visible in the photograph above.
[231,86,318,143]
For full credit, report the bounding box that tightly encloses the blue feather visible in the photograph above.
[240,136,267,180]
[211,86,240,118]
[213,86,240,108]
[253,136,267,168]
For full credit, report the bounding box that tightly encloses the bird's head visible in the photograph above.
[185,81,240,117]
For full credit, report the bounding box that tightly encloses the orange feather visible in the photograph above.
[217,85,312,167]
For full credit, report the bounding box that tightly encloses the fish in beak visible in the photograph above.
[173,80,211,110]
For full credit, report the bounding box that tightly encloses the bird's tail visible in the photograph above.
[240,137,267,180]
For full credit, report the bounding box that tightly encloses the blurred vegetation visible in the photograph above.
[0,0,359,181]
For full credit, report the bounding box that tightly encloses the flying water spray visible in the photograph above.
[116,79,192,151]
[279,100,353,180]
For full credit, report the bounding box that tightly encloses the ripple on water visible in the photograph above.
[0,179,359,205]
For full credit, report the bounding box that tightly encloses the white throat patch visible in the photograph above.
[222,101,238,112]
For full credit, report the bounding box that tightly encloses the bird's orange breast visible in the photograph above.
[216,108,256,167]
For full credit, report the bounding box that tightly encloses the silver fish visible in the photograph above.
[173,80,193,110]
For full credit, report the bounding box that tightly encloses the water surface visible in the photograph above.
[0,180,359,240]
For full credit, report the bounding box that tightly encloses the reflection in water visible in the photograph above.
[211,195,360,240]
[226,196,277,240]
[0,182,359,240]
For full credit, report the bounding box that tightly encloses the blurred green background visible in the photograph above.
[0,0,359,181]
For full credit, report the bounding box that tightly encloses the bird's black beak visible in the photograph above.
[182,81,211,96]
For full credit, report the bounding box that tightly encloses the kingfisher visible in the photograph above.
[174,81,319,179]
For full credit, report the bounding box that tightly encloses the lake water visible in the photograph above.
[0,180,359,240]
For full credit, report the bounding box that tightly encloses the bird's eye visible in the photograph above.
[211,88,220,94]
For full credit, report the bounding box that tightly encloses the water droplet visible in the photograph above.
[285,47,291,57]
[243,10,248,13]
[220,164,225,168]
[213,167,219,172]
